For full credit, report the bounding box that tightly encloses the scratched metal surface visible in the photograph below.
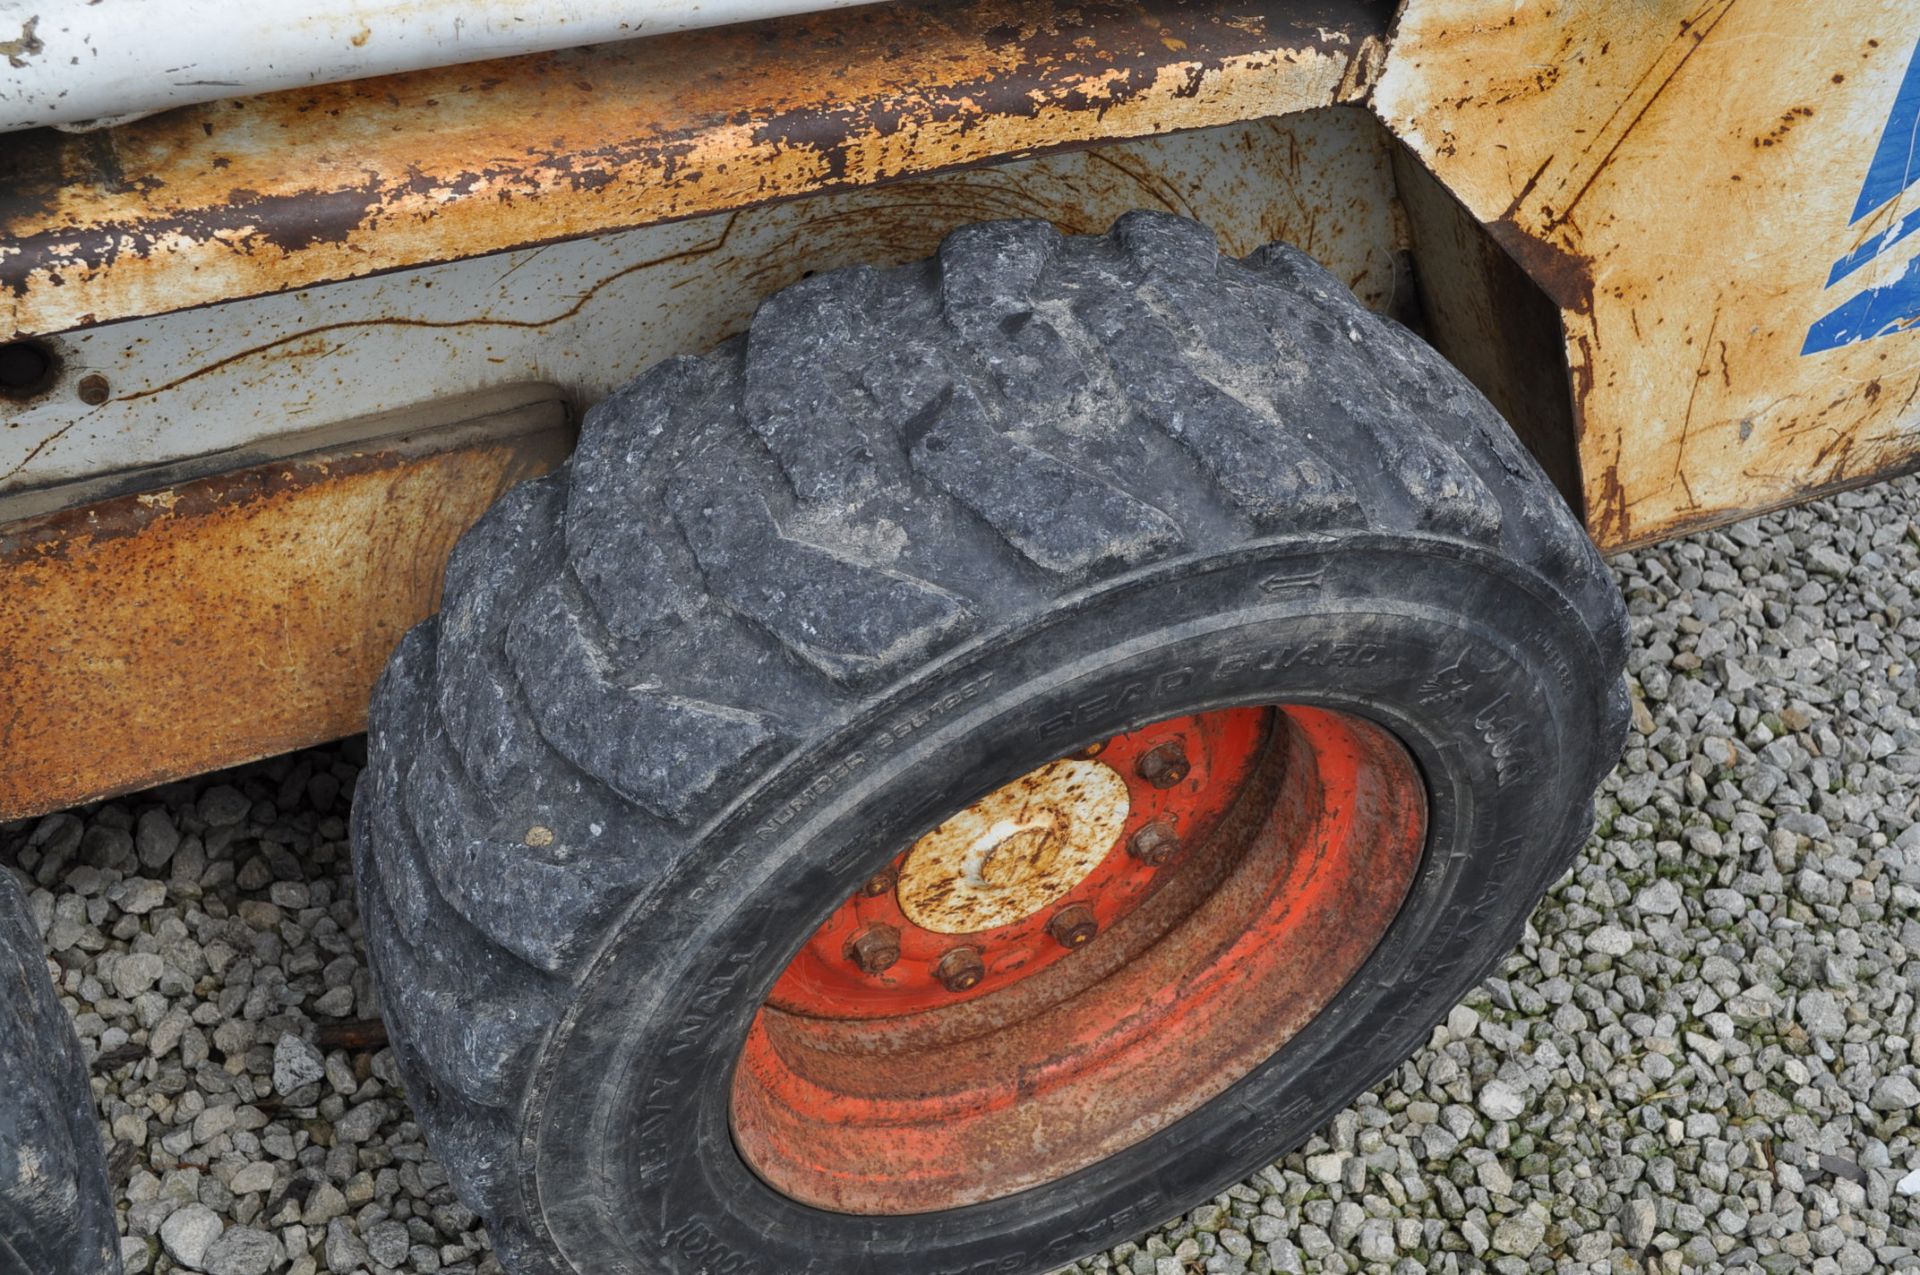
[0,112,1404,498]
[1376,0,1920,550]
[0,0,1391,342]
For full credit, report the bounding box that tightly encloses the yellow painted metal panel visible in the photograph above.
[1378,0,1920,548]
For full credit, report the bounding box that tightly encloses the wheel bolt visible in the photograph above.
[1129,819,1179,866]
[846,923,901,975]
[861,865,898,898]
[935,946,985,992]
[1136,739,1190,789]
[1047,903,1099,949]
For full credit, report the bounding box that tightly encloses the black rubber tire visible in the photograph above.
[352,212,1629,1275]
[0,869,121,1275]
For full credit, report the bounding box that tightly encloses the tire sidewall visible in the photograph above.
[524,535,1615,1275]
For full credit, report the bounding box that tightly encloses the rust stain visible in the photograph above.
[0,419,80,486]
[1484,215,1595,316]
[1607,446,1920,552]
[1754,104,1816,147]
[2,0,1391,341]
[0,418,568,821]
[0,14,41,69]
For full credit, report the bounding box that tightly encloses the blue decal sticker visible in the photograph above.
[1851,39,1920,224]
[1806,37,1920,355]
[1827,209,1920,287]
[1804,253,1920,354]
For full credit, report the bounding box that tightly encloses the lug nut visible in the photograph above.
[846,923,901,975]
[935,946,986,993]
[1136,739,1190,789]
[1047,903,1099,949]
[861,865,898,898]
[1128,819,1179,866]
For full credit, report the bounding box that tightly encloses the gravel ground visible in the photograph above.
[6,474,1920,1275]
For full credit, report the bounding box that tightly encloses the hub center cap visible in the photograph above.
[896,757,1129,934]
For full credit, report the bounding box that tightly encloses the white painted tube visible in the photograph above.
[0,0,883,133]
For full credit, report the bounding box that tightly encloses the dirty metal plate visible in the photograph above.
[0,388,570,821]
[1,0,1394,342]
[2,112,1402,496]
[896,758,1131,935]
[1377,0,1920,548]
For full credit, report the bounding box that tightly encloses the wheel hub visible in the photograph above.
[731,705,1427,1215]
[895,756,1129,934]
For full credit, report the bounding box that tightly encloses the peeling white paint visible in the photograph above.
[0,0,883,132]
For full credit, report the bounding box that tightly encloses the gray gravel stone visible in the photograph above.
[228,1162,273,1195]
[197,785,250,827]
[323,1218,369,1273]
[1798,988,1847,1040]
[1634,878,1684,915]
[1583,924,1634,956]
[119,1236,152,1274]
[115,877,166,915]
[1871,1074,1920,1111]
[199,1225,279,1275]
[1490,1207,1547,1256]
[300,1181,347,1226]
[110,951,164,998]
[364,1218,411,1267]
[1476,1078,1526,1121]
[159,1202,222,1268]
[270,1033,324,1096]
[1622,1198,1657,1248]
[134,810,180,870]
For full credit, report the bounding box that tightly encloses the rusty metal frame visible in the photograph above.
[1,0,1393,342]
[3,111,1406,495]
[0,387,569,819]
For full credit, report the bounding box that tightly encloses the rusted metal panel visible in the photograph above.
[1,0,1393,343]
[0,388,569,821]
[2,112,1404,495]
[1377,0,1920,549]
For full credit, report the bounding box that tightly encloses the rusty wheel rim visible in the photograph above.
[729,704,1426,1215]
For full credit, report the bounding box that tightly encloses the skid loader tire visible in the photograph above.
[0,869,122,1275]
[353,212,1628,1275]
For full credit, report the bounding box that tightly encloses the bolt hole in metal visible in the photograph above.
[0,339,60,402]
[730,704,1428,1215]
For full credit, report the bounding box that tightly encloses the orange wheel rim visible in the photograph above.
[730,705,1426,1215]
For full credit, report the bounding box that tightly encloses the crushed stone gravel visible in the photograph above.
[5,474,1920,1274]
